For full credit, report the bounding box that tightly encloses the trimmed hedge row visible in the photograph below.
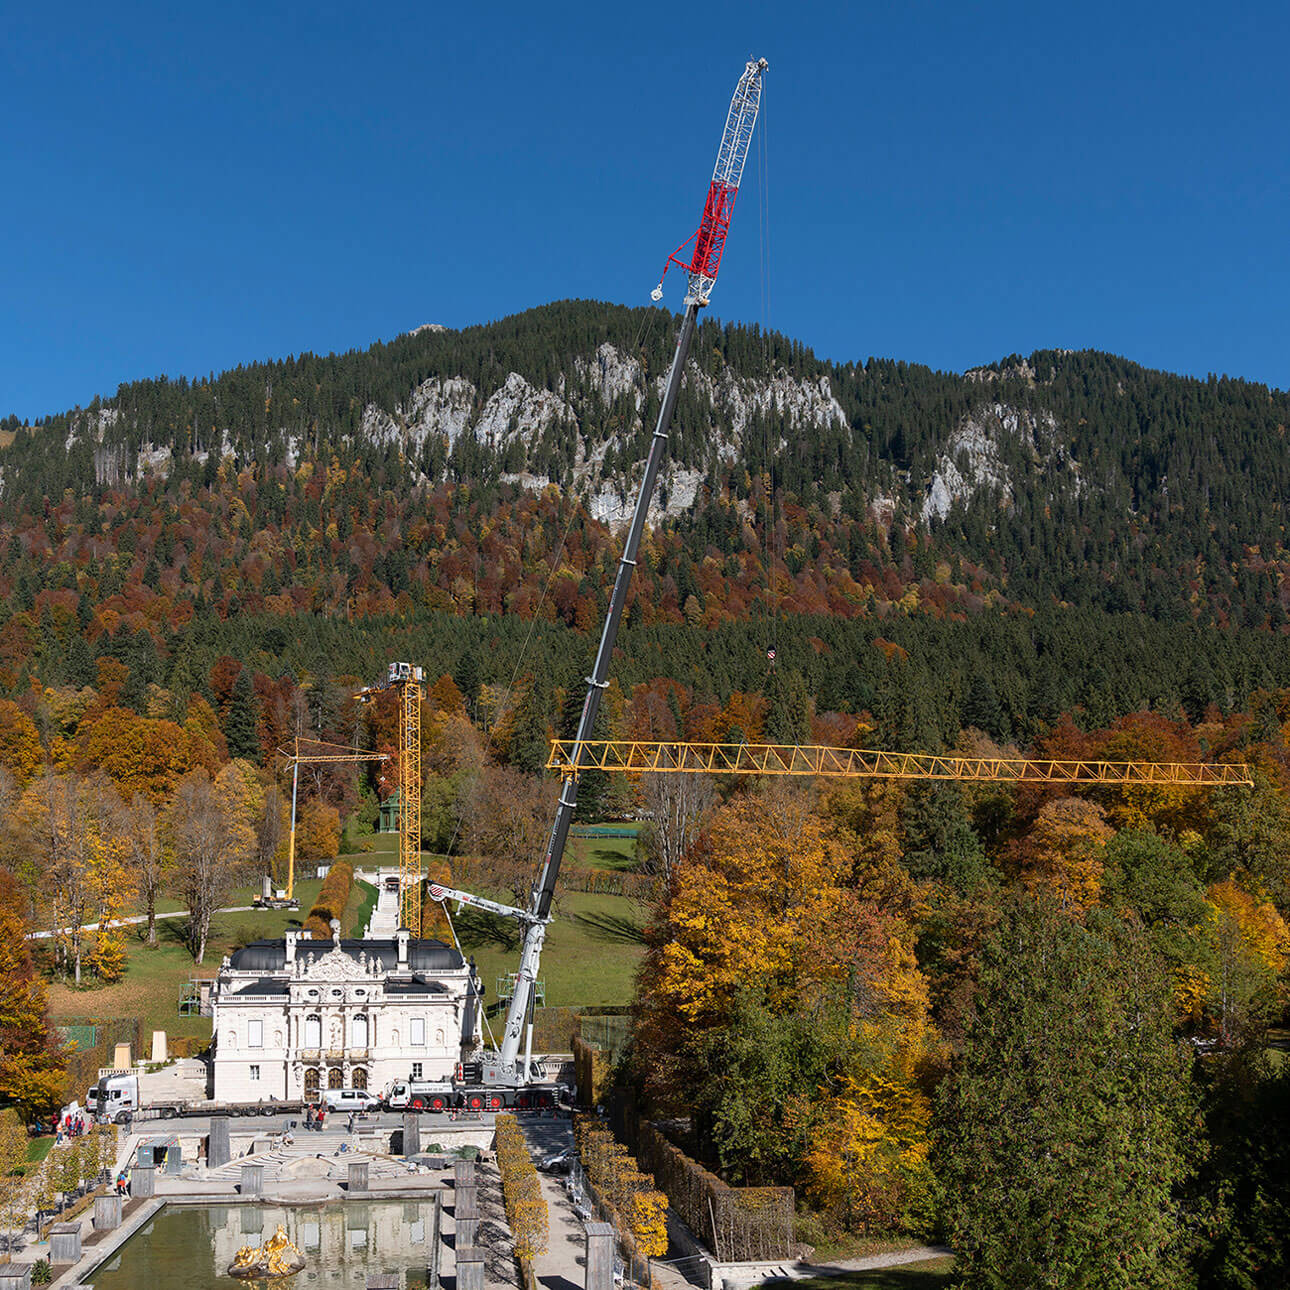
[636,1121,793,1262]
[576,1116,668,1259]
[494,1113,549,1262]
[304,859,354,939]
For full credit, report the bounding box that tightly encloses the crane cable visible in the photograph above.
[756,83,782,688]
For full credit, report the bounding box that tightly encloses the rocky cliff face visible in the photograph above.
[54,331,1082,533]
[921,403,1071,523]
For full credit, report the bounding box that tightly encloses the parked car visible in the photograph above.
[323,1087,381,1112]
[539,1147,573,1174]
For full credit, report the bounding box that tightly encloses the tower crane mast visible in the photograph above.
[479,57,771,1089]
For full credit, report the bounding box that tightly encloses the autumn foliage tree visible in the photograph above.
[0,868,66,1117]
[164,766,256,962]
[635,787,939,1226]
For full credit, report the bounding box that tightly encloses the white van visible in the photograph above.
[322,1087,380,1112]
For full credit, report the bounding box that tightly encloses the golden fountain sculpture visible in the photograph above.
[228,1224,306,1279]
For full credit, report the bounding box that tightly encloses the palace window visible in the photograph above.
[304,1068,320,1098]
[249,1065,260,1081]
[248,1020,263,1049]
[304,1015,322,1049]
[410,1018,425,1047]
[352,1015,368,1048]
[411,1063,423,1080]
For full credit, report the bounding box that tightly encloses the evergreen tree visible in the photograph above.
[223,669,261,762]
[935,897,1195,1288]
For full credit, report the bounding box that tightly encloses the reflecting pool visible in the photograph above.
[89,1200,438,1289]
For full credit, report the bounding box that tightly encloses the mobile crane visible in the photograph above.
[391,58,771,1109]
[468,56,772,1099]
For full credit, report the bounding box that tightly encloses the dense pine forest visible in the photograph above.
[4,303,1290,1287]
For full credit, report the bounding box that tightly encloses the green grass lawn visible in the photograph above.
[26,1136,54,1166]
[44,873,370,1042]
[772,1260,954,1289]
[42,823,643,1047]
[450,888,646,1012]
[567,832,641,872]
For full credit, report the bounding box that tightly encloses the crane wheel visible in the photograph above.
[411,1097,425,1110]
[431,1096,446,1111]
[468,1094,484,1111]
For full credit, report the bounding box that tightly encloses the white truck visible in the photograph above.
[383,1077,457,1113]
[91,1070,301,1124]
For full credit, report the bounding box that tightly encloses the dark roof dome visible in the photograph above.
[228,937,464,974]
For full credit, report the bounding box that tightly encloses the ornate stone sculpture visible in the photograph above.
[228,1224,306,1279]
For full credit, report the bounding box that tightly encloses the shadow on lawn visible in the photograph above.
[570,910,645,945]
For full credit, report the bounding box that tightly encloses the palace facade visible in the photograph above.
[211,927,478,1103]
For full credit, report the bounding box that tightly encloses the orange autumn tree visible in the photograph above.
[635,787,939,1228]
[1012,797,1114,915]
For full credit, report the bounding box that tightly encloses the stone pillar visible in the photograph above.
[402,1113,420,1157]
[428,1191,443,1290]
[94,1193,123,1231]
[113,1041,132,1069]
[453,1158,476,1188]
[240,1163,264,1196]
[0,1265,31,1290]
[133,1164,156,1198]
[49,1221,81,1264]
[209,1116,231,1168]
[347,1160,369,1192]
[454,1199,479,1251]
[454,1181,478,1213]
[585,1221,616,1290]
[456,1252,485,1290]
[366,1277,399,1290]
[165,1143,183,1174]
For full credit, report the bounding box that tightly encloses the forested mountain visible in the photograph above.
[2,299,1290,733]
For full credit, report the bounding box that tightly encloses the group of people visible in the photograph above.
[302,1104,328,1131]
[54,1109,90,1143]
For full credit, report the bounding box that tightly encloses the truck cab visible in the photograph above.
[95,1073,139,1124]
[384,1078,456,1112]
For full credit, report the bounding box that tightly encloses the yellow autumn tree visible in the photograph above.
[1013,797,1114,915]
[636,786,940,1224]
[1182,879,1290,1044]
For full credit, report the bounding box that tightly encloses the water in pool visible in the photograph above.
[89,1200,439,1288]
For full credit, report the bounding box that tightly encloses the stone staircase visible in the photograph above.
[364,871,401,937]
[205,1136,415,1183]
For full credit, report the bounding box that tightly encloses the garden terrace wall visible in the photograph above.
[636,1122,794,1262]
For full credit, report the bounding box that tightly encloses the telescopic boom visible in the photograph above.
[486,56,769,1084]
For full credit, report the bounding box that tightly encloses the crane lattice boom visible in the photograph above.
[655,57,768,304]
[547,739,1253,787]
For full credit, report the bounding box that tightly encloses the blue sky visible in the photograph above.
[3,0,1289,420]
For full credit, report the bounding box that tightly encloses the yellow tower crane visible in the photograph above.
[278,737,390,902]
[547,738,1253,787]
[357,663,424,935]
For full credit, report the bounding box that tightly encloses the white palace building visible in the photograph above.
[211,927,479,1103]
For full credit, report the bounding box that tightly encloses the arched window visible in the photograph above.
[304,1016,321,1049]
[328,1067,344,1089]
[352,1068,367,1090]
[352,1015,368,1048]
[304,1068,320,1098]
